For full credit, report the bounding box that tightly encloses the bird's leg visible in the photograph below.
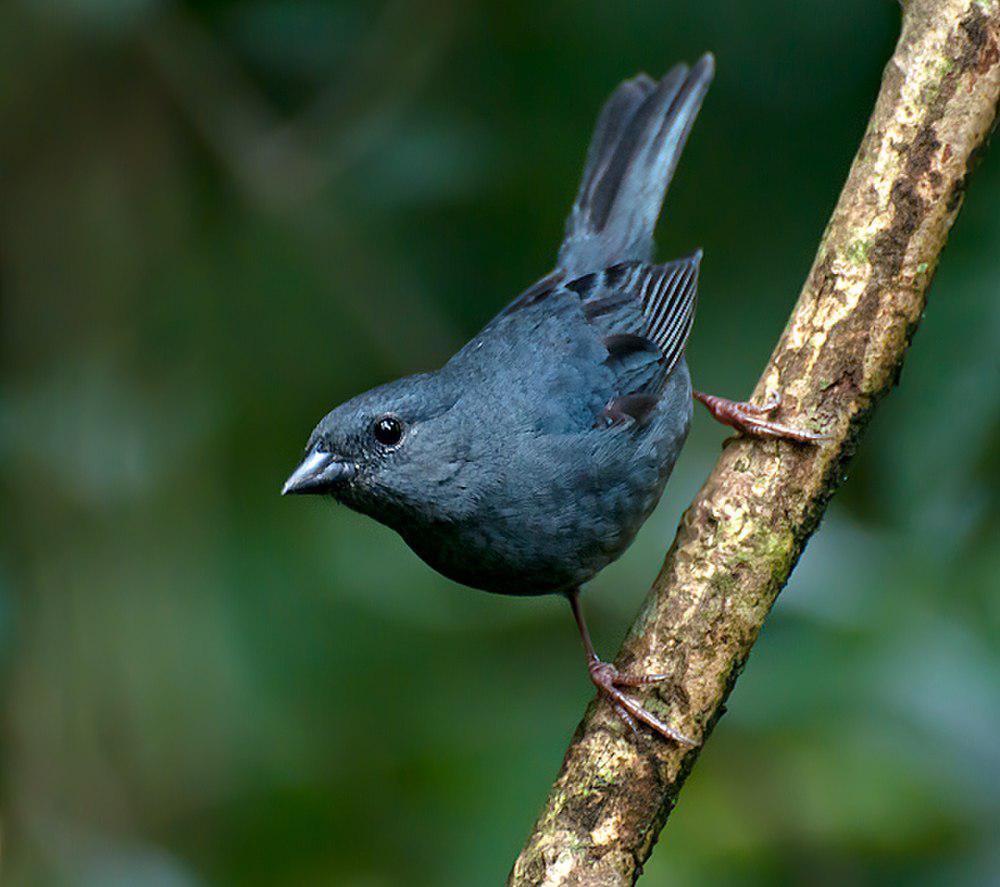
[692,390,830,443]
[566,589,697,746]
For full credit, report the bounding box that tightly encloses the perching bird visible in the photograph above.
[283,54,825,744]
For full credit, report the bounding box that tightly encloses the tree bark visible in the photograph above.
[510,1,1000,884]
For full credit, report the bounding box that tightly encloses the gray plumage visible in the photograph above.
[285,54,716,598]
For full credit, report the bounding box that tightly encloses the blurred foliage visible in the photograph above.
[2,0,998,884]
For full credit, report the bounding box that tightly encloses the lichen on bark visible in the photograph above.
[510,1,1000,884]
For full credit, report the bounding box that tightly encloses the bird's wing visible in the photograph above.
[569,253,699,378]
[579,255,699,425]
[494,253,698,428]
[465,251,698,432]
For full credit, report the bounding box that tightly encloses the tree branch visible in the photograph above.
[510,1,1000,883]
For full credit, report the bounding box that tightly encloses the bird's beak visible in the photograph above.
[281,451,355,496]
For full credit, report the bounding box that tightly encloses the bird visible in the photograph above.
[282,54,826,745]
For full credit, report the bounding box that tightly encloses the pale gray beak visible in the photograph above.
[282,451,355,495]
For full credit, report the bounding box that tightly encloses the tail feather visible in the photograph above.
[571,72,658,229]
[558,54,715,273]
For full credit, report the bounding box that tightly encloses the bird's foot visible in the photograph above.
[588,659,697,746]
[693,390,830,444]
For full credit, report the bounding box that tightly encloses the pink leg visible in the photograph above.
[567,590,697,747]
[693,390,830,443]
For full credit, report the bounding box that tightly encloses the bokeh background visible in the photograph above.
[3,0,998,884]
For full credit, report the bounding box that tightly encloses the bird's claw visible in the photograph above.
[741,392,781,416]
[588,659,697,746]
[693,390,831,444]
[610,700,640,736]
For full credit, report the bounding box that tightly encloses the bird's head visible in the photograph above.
[282,372,471,527]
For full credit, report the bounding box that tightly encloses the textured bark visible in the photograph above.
[510,2,1000,884]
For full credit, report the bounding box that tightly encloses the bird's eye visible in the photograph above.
[372,415,404,447]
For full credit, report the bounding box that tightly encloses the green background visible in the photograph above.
[3,1,998,884]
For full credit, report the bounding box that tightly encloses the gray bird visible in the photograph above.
[283,54,824,744]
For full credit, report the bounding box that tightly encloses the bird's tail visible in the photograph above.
[558,54,715,274]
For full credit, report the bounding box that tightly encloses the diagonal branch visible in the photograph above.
[510,1,1000,884]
